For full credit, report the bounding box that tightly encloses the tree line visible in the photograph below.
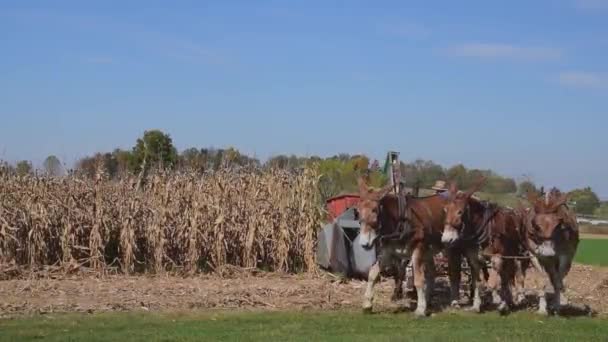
[2,129,605,216]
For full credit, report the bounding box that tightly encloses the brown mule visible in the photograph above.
[524,189,579,315]
[357,178,447,317]
[442,179,529,314]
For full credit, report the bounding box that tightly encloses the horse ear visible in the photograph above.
[357,177,368,195]
[551,193,569,211]
[369,184,393,200]
[466,177,486,198]
[448,182,458,195]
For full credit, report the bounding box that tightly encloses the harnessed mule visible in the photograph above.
[357,181,412,312]
[442,181,529,314]
[358,178,446,317]
[524,189,579,315]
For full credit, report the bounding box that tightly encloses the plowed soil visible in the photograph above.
[1,264,607,318]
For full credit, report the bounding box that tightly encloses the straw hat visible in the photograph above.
[431,180,447,192]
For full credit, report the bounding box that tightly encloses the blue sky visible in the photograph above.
[1,0,607,197]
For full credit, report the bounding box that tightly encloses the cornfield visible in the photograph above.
[0,167,323,277]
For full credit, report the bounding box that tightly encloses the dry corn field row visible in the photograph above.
[0,168,323,279]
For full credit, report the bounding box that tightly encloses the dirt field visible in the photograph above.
[1,264,607,318]
[580,233,608,240]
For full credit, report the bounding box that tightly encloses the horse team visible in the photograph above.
[356,177,579,317]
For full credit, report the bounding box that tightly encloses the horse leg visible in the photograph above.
[412,245,428,317]
[513,259,526,306]
[391,259,406,302]
[363,261,381,313]
[557,254,572,307]
[488,255,509,314]
[502,259,516,312]
[464,248,483,313]
[548,259,565,314]
[534,258,551,316]
[424,250,436,310]
[446,247,462,307]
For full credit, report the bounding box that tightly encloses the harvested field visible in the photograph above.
[580,233,608,240]
[1,264,607,318]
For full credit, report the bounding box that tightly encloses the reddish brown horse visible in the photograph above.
[442,180,529,313]
[357,178,447,317]
[523,189,579,315]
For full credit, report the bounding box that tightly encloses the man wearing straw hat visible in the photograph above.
[432,180,449,198]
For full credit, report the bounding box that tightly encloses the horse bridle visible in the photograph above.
[458,201,495,246]
[525,208,571,245]
[370,193,414,248]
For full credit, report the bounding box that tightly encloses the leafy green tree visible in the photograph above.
[350,155,370,172]
[75,149,132,179]
[447,164,468,188]
[466,169,489,189]
[15,160,32,176]
[518,181,537,196]
[75,155,98,178]
[0,160,15,175]
[130,130,178,172]
[594,202,608,219]
[267,155,289,169]
[568,187,600,215]
[43,155,63,176]
[112,149,133,177]
[179,147,206,172]
[484,175,517,193]
[211,149,224,171]
[401,159,446,189]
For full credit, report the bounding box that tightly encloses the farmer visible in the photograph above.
[431,180,449,198]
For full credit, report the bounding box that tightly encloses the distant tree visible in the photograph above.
[569,187,600,215]
[112,149,133,177]
[350,155,370,172]
[43,155,63,176]
[0,160,15,175]
[76,151,127,179]
[483,174,516,194]
[466,169,490,189]
[595,202,608,219]
[223,147,254,168]
[334,153,352,162]
[287,155,300,169]
[212,149,224,171]
[179,147,206,172]
[518,181,537,196]
[15,160,33,176]
[446,164,468,188]
[75,155,97,178]
[401,159,445,189]
[266,155,289,169]
[130,130,178,172]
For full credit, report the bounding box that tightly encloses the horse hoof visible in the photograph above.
[466,306,482,314]
[362,306,373,314]
[450,300,461,309]
[498,303,510,315]
[536,308,549,316]
[414,309,427,318]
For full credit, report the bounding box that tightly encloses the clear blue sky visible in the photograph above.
[1,1,607,197]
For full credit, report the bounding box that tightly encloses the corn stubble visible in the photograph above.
[0,167,323,277]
